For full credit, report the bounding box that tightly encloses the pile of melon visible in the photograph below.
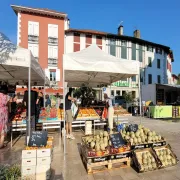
[136,151,158,171]
[155,148,177,167]
[121,125,163,145]
[82,131,111,151]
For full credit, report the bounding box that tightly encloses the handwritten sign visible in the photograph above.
[128,124,138,132]
[28,131,48,147]
[110,133,125,148]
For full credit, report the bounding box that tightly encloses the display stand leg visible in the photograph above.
[94,120,95,135]
[11,130,13,148]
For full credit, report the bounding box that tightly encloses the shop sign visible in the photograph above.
[112,82,129,87]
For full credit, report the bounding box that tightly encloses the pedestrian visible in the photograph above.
[65,88,76,140]
[104,93,114,134]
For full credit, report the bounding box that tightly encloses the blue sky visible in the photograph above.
[0,0,179,74]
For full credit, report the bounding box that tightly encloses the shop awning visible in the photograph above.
[0,46,49,85]
[63,45,139,87]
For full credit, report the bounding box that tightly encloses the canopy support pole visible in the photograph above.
[44,75,46,108]
[27,66,31,145]
[138,67,142,124]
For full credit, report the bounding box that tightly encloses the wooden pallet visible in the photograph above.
[108,157,130,170]
[81,153,130,174]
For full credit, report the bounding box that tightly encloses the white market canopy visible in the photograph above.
[63,45,140,87]
[0,47,48,85]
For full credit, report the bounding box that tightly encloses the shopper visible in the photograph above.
[0,84,8,148]
[65,88,75,139]
[36,92,44,127]
[104,93,114,134]
[23,84,38,139]
[45,94,51,107]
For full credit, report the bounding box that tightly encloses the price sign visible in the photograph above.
[28,131,48,147]
[128,124,138,132]
[110,133,125,148]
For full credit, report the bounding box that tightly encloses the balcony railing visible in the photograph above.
[50,81,57,87]
[34,57,39,61]
[48,37,58,45]
[48,58,58,67]
[28,35,39,43]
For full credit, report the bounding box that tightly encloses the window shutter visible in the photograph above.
[28,22,33,35]
[53,46,58,58]
[33,22,39,36]
[54,25,58,38]
[45,69,50,80]
[48,24,51,37]
[56,69,60,81]
[33,45,38,57]
[48,46,53,58]
[28,44,33,54]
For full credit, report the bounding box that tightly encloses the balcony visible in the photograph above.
[28,35,39,43]
[50,81,57,87]
[34,57,39,61]
[48,58,58,67]
[48,37,58,45]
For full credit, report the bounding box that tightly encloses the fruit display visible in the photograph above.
[154,147,177,167]
[49,107,57,118]
[121,124,165,145]
[114,106,131,116]
[77,108,99,119]
[82,131,110,157]
[39,107,59,120]
[57,108,64,120]
[134,149,159,172]
[25,145,52,150]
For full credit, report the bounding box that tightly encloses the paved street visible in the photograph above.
[0,116,180,180]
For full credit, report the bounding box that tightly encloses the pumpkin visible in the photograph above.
[96,151,102,156]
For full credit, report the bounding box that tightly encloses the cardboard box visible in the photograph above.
[21,166,36,176]
[22,150,36,159]
[37,156,51,165]
[37,148,51,158]
[22,158,36,166]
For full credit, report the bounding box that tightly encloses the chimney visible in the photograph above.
[134,29,141,38]
[118,25,123,35]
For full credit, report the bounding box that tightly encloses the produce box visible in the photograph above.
[109,151,131,160]
[109,144,131,155]
[132,148,161,172]
[121,124,166,149]
[153,144,179,168]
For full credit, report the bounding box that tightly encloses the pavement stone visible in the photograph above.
[0,116,180,180]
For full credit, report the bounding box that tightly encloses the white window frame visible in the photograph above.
[28,21,39,36]
[48,24,58,38]
[28,44,39,58]
[48,46,58,59]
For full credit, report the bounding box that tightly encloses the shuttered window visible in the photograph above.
[139,45,143,62]
[109,39,116,56]
[28,21,39,36]
[48,24,58,38]
[28,44,39,58]
[132,43,136,60]
[121,40,127,59]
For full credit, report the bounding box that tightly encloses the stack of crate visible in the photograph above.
[21,148,52,180]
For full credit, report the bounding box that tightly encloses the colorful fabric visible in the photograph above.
[0,93,8,134]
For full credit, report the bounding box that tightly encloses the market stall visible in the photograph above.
[0,46,49,146]
[63,44,140,155]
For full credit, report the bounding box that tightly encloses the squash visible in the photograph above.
[95,144,100,151]
[103,131,108,137]
[100,144,105,151]
[90,141,95,149]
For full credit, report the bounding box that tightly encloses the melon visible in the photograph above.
[103,131,108,137]
[152,162,157,169]
[148,164,153,170]
[99,131,103,138]
[104,137,108,142]
[171,158,176,165]
[95,144,100,151]
[133,138,138,144]
[135,131,140,138]
[142,153,147,159]
[131,133,135,138]
[109,140,112,146]
[158,135,162,141]
[148,132,153,137]
[90,141,95,149]
[137,137,141,144]
[130,138,133,144]
[152,131,156,136]
[142,158,147,164]
[100,144,105,151]
[167,155,171,160]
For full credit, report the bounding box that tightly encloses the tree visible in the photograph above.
[73,85,96,106]
[123,92,134,103]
